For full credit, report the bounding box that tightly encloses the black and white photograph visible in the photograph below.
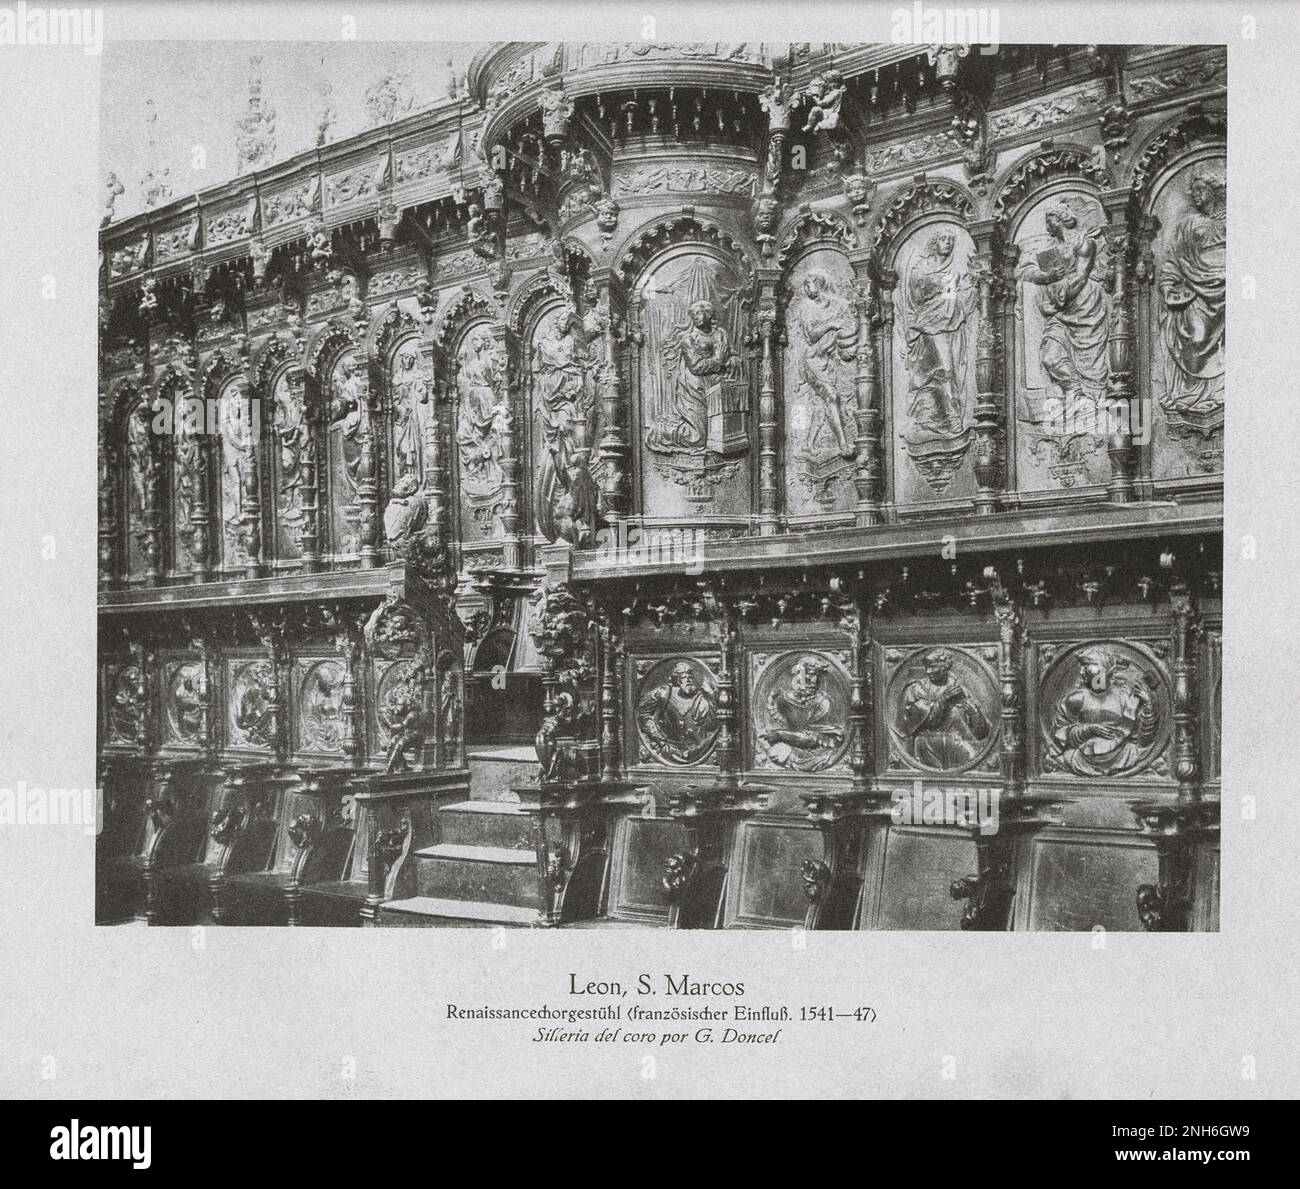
[0,0,1295,1148]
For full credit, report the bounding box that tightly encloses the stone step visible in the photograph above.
[414,843,539,907]
[439,800,535,850]
[466,747,538,804]
[378,896,540,928]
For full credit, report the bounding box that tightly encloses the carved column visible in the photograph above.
[1102,191,1138,503]
[872,267,898,522]
[755,292,780,535]
[334,614,365,767]
[991,569,1025,795]
[249,612,288,762]
[137,401,165,588]
[422,340,448,550]
[98,429,120,590]
[1167,565,1201,804]
[968,220,1007,515]
[714,605,740,780]
[845,252,884,526]
[598,612,621,782]
[489,322,522,570]
[291,359,322,573]
[357,336,381,569]
[593,273,631,530]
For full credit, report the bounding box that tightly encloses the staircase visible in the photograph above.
[380,747,544,927]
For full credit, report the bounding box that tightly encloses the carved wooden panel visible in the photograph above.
[160,658,205,750]
[1034,639,1171,780]
[269,367,307,560]
[1011,187,1112,492]
[103,662,144,749]
[530,304,602,548]
[1022,831,1158,931]
[628,654,721,768]
[636,249,752,517]
[453,322,508,544]
[782,248,858,517]
[294,657,346,755]
[217,376,253,569]
[873,827,977,930]
[880,645,1001,776]
[749,648,852,774]
[326,350,366,556]
[389,337,433,486]
[1149,149,1226,481]
[226,656,275,751]
[607,813,681,923]
[724,819,822,929]
[889,221,979,505]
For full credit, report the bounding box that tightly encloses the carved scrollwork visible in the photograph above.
[990,145,1110,231]
[615,213,756,287]
[872,176,977,256]
[774,207,856,270]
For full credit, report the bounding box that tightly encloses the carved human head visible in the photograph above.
[923,649,953,682]
[1045,203,1078,235]
[688,300,715,328]
[1077,647,1124,692]
[802,269,830,299]
[670,661,700,695]
[1189,165,1226,214]
[791,656,829,694]
[927,230,956,260]
[392,473,420,499]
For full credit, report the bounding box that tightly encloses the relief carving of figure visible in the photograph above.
[108,666,143,744]
[380,678,424,774]
[801,70,847,134]
[302,663,344,751]
[169,664,205,743]
[636,661,720,766]
[1048,647,1159,777]
[219,384,252,554]
[126,403,157,537]
[758,656,846,773]
[645,300,744,457]
[232,662,275,748]
[1016,201,1111,425]
[896,230,977,491]
[534,308,601,547]
[455,330,508,524]
[328,354,371,499]
[791,270,858,463]
[272,372,308,533]
[1157,166,1226,435]
[173,409,201,560]
[391,346,431,478]
[897,649,992,770]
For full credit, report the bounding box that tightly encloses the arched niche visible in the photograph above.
[887,217,980,506]
[1009,184,1112,492]
[324,345,369,558]
[1142,139,1226,481]
[118,385,157,582]
[632,241,753,519]
[266,361,309,561]
[156,368,201,579]
[781,243,858,518]
[213,370,254,572]
[524,292,604,549]
[450,318,509,545]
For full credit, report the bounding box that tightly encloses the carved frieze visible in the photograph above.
[205,199,256,247]
[613,164,756,198]
[262,178,320,228]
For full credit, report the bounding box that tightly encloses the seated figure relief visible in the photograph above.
[894,649,994,771]
[1045,646,1161,778]
[755,654,848,773]
[635,659,720,766]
